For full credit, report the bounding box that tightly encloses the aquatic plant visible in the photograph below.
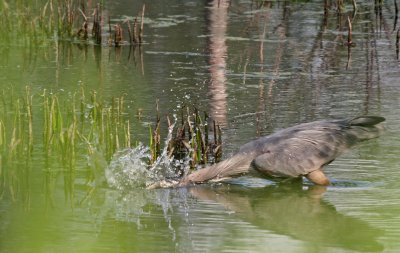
[149,104,222,171]
[0,0,146,46]
[0,87,133,195]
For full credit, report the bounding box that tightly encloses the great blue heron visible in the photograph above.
[148,116,385,189]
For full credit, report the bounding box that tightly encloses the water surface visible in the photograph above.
[1,0,400,252]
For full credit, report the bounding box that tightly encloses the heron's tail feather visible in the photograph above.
[346,116,385,143]
[349,116,385,127]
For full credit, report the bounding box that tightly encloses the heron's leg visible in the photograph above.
[305,169,330,186]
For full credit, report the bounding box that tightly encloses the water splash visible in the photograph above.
[148,115,179,181]
[105,143,152,189]
[105,114,193,190]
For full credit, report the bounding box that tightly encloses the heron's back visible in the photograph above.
[238,116,385,177]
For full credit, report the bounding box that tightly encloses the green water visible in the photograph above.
[1,0,400,252]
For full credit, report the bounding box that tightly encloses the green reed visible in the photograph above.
[2,86,140,201]
[0,87,34,200]
[1,87,133,171]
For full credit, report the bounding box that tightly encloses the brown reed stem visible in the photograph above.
[114,23,123,47]
[347,16,353,46]
[396,29,400,59]
[139,4,145,43]
[133,18,139,44]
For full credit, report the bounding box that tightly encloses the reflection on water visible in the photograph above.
[190,184,384,252]
[207,0,229,127]
[72,182,385,253]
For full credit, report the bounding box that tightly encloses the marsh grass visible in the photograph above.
[1,0,146,47]
[0,87,133,200]
[41,88,132,163]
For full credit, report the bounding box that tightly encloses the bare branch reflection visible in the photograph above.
[206,0,229,127]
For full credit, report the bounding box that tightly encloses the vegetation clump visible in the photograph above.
[149,105,222,170]
[0,0,146,46]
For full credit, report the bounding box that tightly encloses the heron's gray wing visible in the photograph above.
[252,128,346,178]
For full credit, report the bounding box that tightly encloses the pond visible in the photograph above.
[1,0,400,252]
